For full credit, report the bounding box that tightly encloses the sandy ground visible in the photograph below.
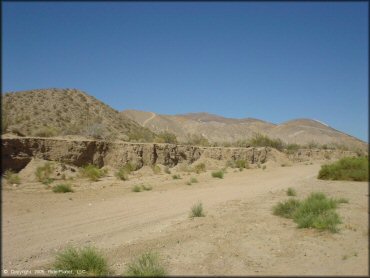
[2,162,368,276]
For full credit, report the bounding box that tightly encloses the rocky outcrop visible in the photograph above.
[1,137,360,173]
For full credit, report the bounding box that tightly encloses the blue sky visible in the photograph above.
[3,2,368,141]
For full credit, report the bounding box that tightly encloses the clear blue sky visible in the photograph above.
[3,2,368,142]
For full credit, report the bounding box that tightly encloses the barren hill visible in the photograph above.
[121,110,367,151]
[2,89,155,141]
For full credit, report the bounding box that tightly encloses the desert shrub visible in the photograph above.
[155,131,178,144]
[227,159,249,170]
[185,134,210,147]
[116,167,129,181]
[32,127,59,137]
[190,202,205,218]
[53,246,109,276]
[211,170,224,179]
[172,174,181,180]
[36,162,54,184]
[141,184,152,191]
[285,143,300,154]
[124,252,166,277]
[152,164,161,174]
[116,163,136,181]
[53,184,73,193]
[128,128,155,143]
[3,169,21,185]
[190,177,198,183]
[318,157,368,181]
[164,166,171,174]
[273,192,346,233]
[286,187,297,197]
[193,163,206,174]
[132,185,142,192]
[80,164,106,182]
[262,165,267,170]
[82,124,107,140]
[306,141,320,149]
[248,133,285,151]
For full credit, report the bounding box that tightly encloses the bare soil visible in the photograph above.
[2,162,368,276]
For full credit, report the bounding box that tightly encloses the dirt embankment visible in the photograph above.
[2,137,359,172]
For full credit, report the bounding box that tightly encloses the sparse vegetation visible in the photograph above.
[262,165,267,170]
[248,133,284,151]
[152,164,161,174]
[286,187,296,196]
[36,162,54,184]
[155,131,178,144]
[124,252,166,277]
[172,174,181,180]
[190,202,205,218]
[141,184,152,191]
[3,169,21,185]
[80,164,107,182]
[193,163,206,174]
[52,184,74,193]
[211,170,224,179]
[318,157,368,181]
[187,177,198,185]
[132,185,142,192]
[185,133,210,147]
[32,126,59,137]
[164,166,171,174]
[273,192,347,233]
[53,246,109,276]
[116,162,137,181]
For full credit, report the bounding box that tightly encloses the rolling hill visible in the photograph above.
[122,110,368,151]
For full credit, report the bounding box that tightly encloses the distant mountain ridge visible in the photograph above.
[122,110,368,151]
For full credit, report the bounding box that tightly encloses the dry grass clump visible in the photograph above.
[124,252,166,277]
[273,192,348,233]
[286,187,297,196]
[151,164,161,174]
[116,162,137,181]
[211,170,224,179]
[3,169,21,185]
[186,177,198,185]
[80,164,107,182]
[154,131,178,144]
[193,163,206,174]
[190,202,205,218]
[52,184,74,193]
[172,174,181,180]
[53,246,110,276]
[35,162,54,185]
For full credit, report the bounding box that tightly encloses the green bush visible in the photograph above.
[52,184,74,193]
[185,134,210,147]
[273,192,347,233]
[172,174,181,180]
[53,246,109,276]
[3,169,21,185]
[190,202,205,218]
[124,252,166,277]
[193,163,206,174]
[81,164,107,182]
[286,187,297,197]
[318,157,368,181]
[36,162,54,184]
[211,170,224,179]
[190,177,198,183]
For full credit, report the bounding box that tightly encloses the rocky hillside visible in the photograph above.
[2,89,155,141]
[122,110,368,151]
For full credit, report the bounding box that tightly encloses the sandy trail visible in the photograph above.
[2,163,368,275]
[142,112,156,127]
